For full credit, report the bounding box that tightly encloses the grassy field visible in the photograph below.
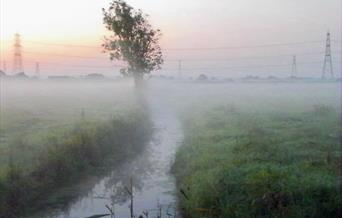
[0,80,140,167]
[171,83,341,217]
[0,80,152,217]
[1,80,340,217]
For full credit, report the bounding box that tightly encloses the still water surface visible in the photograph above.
[41,89,183,218]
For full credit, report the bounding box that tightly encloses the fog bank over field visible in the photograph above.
[1,79,339,122]
[1,79,339,112]
[0,79,340,217]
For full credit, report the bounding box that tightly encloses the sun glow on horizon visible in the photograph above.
[0,0,340,77]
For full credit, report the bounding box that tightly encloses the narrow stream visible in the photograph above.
[43,89,183,218]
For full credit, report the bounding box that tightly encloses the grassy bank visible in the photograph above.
[172,104,340,217]
[0,109,152,217]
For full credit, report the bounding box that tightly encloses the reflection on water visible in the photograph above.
[28,81,340,218]
[38,86,183,218]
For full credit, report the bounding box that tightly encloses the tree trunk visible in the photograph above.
[133,72,144,89]
[133,72,147,108]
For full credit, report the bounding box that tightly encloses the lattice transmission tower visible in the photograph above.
[35,62,40,77]
[12,33,23,74]
[291,55,297,77]
[178,60,182,79]
[322,32,334,79]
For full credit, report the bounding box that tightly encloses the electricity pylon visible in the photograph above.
[35,62,40,77]
[178,60,182,79]
[12,33,23,74]
[291,55,297,77]
[322,31,334,79]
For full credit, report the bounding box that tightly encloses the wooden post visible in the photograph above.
[143,210,149,218]
[125,178,134,218]
[81,108,85,119]
[105,204,115,218]
[159,203,162,218]
[130,178,134,218]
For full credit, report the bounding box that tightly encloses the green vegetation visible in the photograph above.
[0,81,152,217]
[173,104,340,217]
[103,0,163,86]
[0,111,152,217]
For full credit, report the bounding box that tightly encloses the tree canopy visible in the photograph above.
[102,0,163,86]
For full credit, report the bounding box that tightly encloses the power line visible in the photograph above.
[24,39,330,51]
[20,50,340,63]
[18,60,339,75]
[19,57,339,72]
[23,51,109,60]
[163,40,325,51]
[164,51,338,62]
[25,40,100,49]
[23,60,125,69]
[16,37,341,76]
[162,61,334,72]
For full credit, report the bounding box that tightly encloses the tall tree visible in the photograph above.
[102,0,163,87]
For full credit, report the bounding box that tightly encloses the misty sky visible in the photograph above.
[0,0,341,78]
